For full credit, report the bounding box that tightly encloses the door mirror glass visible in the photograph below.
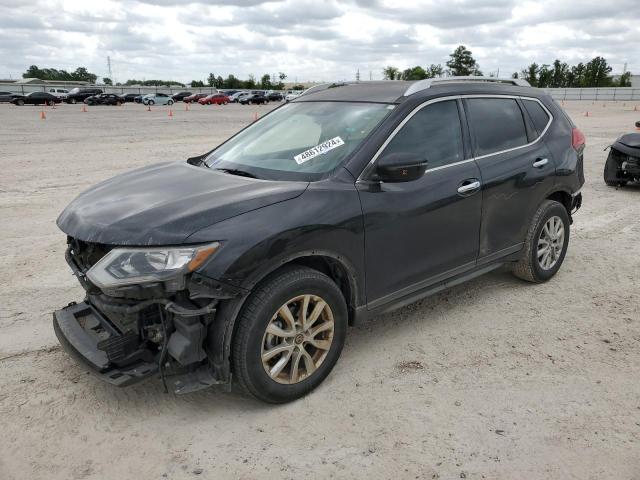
[376,153,427,182]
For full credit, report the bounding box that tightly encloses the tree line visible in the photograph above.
[383,45,632,88]
[21,65,299,90]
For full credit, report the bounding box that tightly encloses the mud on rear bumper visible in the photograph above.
[53,302,158,387]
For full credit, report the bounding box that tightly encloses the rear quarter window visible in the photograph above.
[522,99,551,136]
[466,98,528,157]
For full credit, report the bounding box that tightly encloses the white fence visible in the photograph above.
[542,88,640,101]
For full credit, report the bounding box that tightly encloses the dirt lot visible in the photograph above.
[0,100,639,479]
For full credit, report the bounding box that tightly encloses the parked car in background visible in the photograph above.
[84,93,124,106]
[0,91,20,103]
[65,88,103,104]
[285,91,303,102]
[198,93,230,105]
[11,91,62,106]
[240,93,268,105]
[52,77,585,403]
[122,93,139,102]
[222,90,239,97]
[142,93,174,105]
[183,93,209,104]
[172,91,192,102]
[229,91,250,103]
[48,88,69,99]
[267,92,284,101]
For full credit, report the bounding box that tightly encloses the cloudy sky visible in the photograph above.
[1,0,638,84]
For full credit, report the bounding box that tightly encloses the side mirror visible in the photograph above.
[376,153,428,183]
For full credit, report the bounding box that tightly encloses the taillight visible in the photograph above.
[572,127,585,152]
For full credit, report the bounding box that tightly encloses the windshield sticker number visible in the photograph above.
[294,136,345,165]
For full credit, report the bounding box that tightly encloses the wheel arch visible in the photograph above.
[545,189,572,215]
[205,251,361,384]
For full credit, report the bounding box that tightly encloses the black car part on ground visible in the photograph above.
[604,132,640,186]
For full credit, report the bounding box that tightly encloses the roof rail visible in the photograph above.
[299,82,349,97]
[404,76,531,96]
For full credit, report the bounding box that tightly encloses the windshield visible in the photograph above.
[205,101,393,181]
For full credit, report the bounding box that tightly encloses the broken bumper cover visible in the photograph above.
[53,302,158,387]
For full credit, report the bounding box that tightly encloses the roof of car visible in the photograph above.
[295,78,537,104]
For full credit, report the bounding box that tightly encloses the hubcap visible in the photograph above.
[261,294,334,385]
[537,215,565,270]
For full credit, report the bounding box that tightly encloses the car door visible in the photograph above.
[357,99,482,307]
[463,96,555,260]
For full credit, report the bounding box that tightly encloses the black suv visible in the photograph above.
[64,87,103,104]
[53,78,584,403]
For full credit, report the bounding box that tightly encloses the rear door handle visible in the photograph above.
[533,158,549,168]
[457,179,481,195]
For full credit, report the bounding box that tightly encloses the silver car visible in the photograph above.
[142,93,175,106]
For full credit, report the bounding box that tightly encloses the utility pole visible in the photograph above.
[107,56,113,84]
[356,69,360,82]
[369,71,372,81]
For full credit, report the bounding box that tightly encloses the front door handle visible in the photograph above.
[457,180,481,195]
[533,158,549,168]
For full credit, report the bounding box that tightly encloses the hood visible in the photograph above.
[57,162,308,245]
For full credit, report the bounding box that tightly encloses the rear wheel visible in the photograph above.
[232,266,347,403]
[17,99,24,106]
[512,200,570,283]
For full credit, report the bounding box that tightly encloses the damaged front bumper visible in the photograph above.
[53,301,158,386]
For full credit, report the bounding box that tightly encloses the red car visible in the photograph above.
[183,93,208,103]
[198,93,230,105]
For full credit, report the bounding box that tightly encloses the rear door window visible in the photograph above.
[522,99,551,136]
[466,98,528,157]
[381,100,465,170]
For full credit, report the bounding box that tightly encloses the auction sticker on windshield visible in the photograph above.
[294,136,345,165]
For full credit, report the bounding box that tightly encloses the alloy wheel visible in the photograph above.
[261,294,335,384]
[537,215,565,270]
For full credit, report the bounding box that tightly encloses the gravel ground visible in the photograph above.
[0,100,639,480]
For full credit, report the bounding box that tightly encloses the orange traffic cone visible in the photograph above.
[40,109,46,120]
[168,109,173,118]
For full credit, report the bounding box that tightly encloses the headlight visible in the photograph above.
[86,243,219,289]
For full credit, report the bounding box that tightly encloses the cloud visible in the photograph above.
[0,0,637,83]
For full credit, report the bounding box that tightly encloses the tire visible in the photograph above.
[48,100,55,106]
[17,99,24,106]
[116,101,122,106]
[512,200,570,283]
[168,100,174,105]
[232,266,348,403]
[70,98,77,104]
[604,151,627,187]
[148,100,155,105]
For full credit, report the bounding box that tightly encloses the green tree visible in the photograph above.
[614,72,632,87]
[260,74,272,89]
[215,75,224,88]
[584,56,612,87]
[190,80,205,87]
[382,66,400,80]
[446,45,481,76]
[103,77,113,85]
[426,64,444,78]
[244,74,256,89]
[223,74,241,89]
[207,73,215,87]
[537,64,553,88]
[522,63,539,87]
[550,60,569,88]
[401,66,428,80]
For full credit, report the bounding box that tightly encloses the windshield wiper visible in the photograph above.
[214,168,259,179]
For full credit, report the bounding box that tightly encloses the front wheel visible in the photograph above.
[512,200,570,283]
[232,266,347,403]
[148,100,155,105]
[168,100,174,105]
[604,151,627,187]
[17,99,25,106]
